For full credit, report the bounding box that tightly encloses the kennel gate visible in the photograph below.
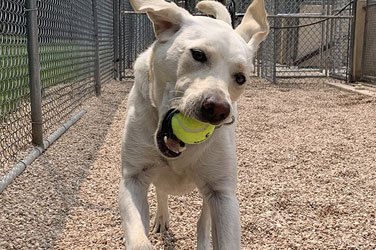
[241,0,356,83]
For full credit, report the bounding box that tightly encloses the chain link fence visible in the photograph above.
[38,0,96,135]
[119,1,154,79]
[242,0,355,83]
[117,0,355,84]
[362,0,376,82]
[0,0,31,174]
[1,0,114,175]
[0,0,362,186]
[98,0,115,84]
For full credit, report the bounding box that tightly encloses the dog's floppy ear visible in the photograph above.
[129,0,190,40]
[196,1,232,26]
[235,0,269,50]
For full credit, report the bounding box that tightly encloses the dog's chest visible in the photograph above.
[152,160,196,195]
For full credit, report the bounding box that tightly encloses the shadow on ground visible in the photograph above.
[0,80,131,250]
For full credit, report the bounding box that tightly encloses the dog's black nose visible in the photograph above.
[201,95,230,124]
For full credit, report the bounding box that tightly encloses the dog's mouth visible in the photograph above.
[156,109,186,158]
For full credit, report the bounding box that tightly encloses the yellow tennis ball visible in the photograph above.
[171,113,215,144]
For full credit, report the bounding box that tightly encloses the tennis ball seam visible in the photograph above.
[174,115,210,133]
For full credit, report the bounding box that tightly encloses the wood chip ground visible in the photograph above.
[1,80,375,249]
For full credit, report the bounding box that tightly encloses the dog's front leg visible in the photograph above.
[194,142,241,250]
[196,175,241,250]
[152,189,169,233]
[119,174,152,250]
[206,191,241,250]
[197,199,211,250]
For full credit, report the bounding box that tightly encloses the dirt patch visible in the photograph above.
[1,79,375,249]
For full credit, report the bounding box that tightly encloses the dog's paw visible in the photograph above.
[152,213,169,233]
[127,241,153,250]
[126,233,152,250]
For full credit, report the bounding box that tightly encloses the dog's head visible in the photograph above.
[130,0,269,158]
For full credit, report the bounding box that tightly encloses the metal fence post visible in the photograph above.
[272,0,277,84]
[348,0,358,83]
[361,0,369,81]
[26,0,43,147]
[113,0,120,80]
[92,0,101,96]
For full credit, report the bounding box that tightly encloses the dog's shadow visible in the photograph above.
[161,229,178,250]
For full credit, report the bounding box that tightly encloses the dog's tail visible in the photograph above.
[196,1,231,26]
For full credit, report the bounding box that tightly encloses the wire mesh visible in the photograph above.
[98,0,114,84]
[170,0,198,13]
[0,0,360,177]
[1,0,116,172]
[117,0,354,84]
[37,0,96,136]
[273,8,330,81]
[233,0,355,84]
[328,0,354,81]
[362,0,376,82]
[0,0,32,174]
[120,1,154,79]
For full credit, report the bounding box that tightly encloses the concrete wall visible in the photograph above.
[352,0,367,81]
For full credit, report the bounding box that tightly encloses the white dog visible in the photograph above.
[119,0,269,249]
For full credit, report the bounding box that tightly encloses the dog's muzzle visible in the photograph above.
[200,94,231,125]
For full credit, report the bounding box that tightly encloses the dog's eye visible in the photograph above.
[234,73,246,85]
[190,49,207,63]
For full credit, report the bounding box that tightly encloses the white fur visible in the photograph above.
[119,0,269,249]
[196,0,232,25]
